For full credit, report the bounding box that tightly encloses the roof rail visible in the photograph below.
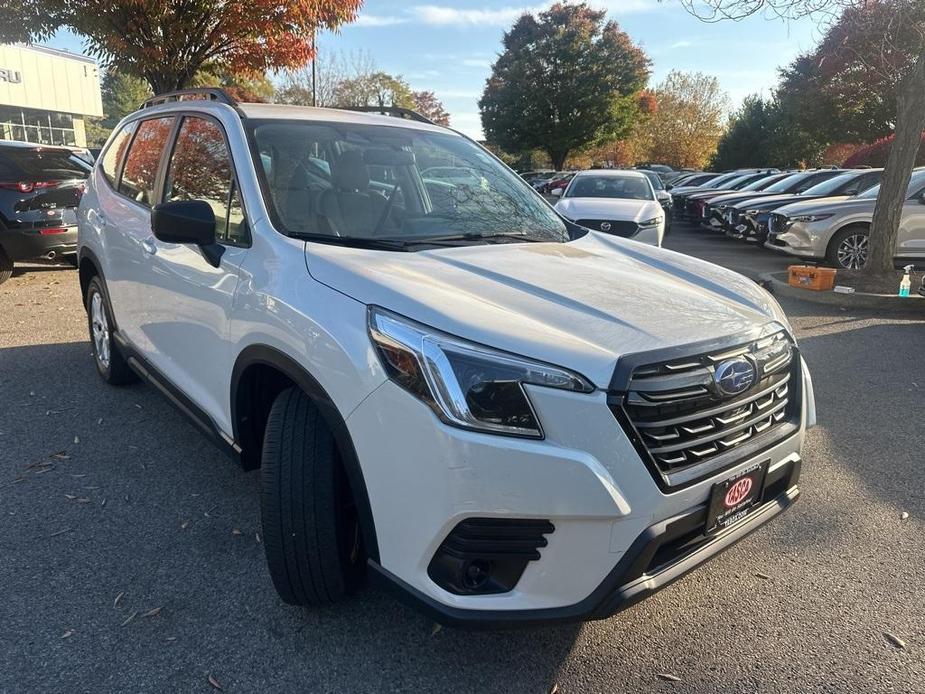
[343,105,434,125]
[141,88,244,116]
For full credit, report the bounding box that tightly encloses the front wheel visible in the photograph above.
[827,226,870,270]
[260,387,364,606]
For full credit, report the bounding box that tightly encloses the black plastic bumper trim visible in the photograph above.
[370,479,800,630]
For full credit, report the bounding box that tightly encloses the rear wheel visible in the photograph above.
[260,387,364,606]
[826,226,870,270]
[0,248,12,285]
[85,276,137,385]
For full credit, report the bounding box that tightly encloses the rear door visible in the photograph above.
[98,115,176,350]
[135,114,250,429]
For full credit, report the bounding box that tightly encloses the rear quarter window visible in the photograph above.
[100,121,138,188]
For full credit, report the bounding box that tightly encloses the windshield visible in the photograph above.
[858,169,925,199]
[564,174,654,200]
[740,173,785,191]
[702,172,742,189]
[637,170,665,190]
[250,120,569,246]
[762,172,809,194]
[802,172,858,196]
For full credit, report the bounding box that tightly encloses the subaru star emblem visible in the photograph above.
[713,358,756,396]
[600,221,611,231]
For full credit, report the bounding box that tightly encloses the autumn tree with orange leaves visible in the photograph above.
[0,0,363,94]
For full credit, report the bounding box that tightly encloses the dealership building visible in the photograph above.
[0,44,103,148]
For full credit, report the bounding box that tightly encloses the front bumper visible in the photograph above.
[350,356,815,626]
[0,226,78,261]
[372,459,800,629]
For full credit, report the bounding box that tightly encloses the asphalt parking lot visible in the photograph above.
[1,223,923,694]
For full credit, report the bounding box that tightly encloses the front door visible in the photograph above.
[137,115,251,433]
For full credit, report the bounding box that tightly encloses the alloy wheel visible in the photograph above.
[836,233,869,270]
[90,291,111,368]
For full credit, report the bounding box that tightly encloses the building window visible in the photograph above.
[0,106,77,147]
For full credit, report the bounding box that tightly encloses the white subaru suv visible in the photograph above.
[77,90,815,628]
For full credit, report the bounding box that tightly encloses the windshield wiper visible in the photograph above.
[288,233,411,251]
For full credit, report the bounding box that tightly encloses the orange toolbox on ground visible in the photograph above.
[788,265,837,291]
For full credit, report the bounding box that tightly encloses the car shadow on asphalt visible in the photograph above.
[0,340,583,692]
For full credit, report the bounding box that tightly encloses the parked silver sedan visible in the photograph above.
[765,169,925,269]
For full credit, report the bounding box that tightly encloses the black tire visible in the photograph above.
[260,387,363,606]
[0,248,12,285]
[85,276,137,385]
[826,225,870,270]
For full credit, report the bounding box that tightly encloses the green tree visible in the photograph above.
[333,71,415,109]
[0,0,362,93]
[479,2,650,170]
[711,97,776,170]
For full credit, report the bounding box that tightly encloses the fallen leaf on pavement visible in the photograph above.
[61,630,74,639]
[73,436,80,444]
[755,572,771,580]
[900,512,909,520]
[64,494,77,500]
[51,451,70,460]
[884,632,906,649]
[142,607,162,618]
[430,622,442,636]
[49,528,71,538]
[121,611,138,627]
[114,592,124,608]
[231,529,242,535]
[208,674,223,690]
[549,685,558,694]
[656,673,681,682]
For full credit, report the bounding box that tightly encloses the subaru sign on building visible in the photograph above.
[0,44,103,147]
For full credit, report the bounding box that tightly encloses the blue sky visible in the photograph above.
[43,1,823,139]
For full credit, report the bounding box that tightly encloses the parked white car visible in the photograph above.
[76,90,815,628]
[553,170,665,246]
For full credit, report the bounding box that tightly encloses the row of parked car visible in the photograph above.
[668,167,925,270]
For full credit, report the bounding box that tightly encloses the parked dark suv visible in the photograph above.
[0,141,90,284]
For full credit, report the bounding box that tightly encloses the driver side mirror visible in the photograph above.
[550,188,563,197]
[151,200,224,267]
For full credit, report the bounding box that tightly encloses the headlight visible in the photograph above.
[791,213,834,223]
[638,216,661,227]
[368,308,593,438]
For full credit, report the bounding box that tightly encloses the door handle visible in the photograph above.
[88,208,107,232]
[141,238,158,256]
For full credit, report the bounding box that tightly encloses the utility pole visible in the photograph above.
[311,28,317,107]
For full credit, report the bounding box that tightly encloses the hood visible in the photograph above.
[727,193,811,211]
[304,233,785,388]
[776,195,873,217]
[554,197,661,222]
[670,185,719,197]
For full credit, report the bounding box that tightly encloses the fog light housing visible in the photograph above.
[427,518,554,595]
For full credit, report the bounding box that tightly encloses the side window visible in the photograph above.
[119,117,174,206]
[100,120,137,188]
[164,116,248,245]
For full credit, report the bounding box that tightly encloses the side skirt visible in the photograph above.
[113,332,243,466]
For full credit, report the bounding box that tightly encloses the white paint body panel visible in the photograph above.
[78,100,815,616]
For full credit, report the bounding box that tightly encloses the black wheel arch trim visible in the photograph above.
[230,344,380,563]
